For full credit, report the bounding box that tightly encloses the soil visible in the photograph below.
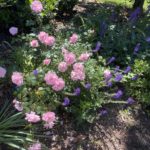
[44,104,150,150]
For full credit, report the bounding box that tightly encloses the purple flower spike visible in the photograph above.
[115,74,123,82]
[85,83,91,90]
[106,81,112,87]
[63,97,70,106]
[74,88,81,96]
[124,66,131,74]
[127,97,135,105]
[99,21,107,38]
[114,66,120,74]
[146,37,150,42]
[93,41,101,52]
[134,43,140,54]
[129,7,141,22]
[107,57,115,65]
[33,69,38,76]
[132,75,138,80]
[100,109,108,116]
[113,90,123,99]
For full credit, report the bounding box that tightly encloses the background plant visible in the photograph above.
[0,100,33,150]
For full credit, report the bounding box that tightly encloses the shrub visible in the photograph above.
[11,30,142,124]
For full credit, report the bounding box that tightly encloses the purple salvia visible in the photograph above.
[74,88,81,96]
[99,21,107,38]
[127,97,135,105]
[100,109,108,116]
[134,43,141,54]
[33,69,38,76]
[129,7,141,23]
[107,56,115,65]
[114,74,123,82]
[113,90,123,99]
[146,37,150,42]
[63,97,70,106]
[93,41,101,52]
[106,81,112,87]
[132,74,138,80]
[124,66,131,74]
[114,66,120,74]
[85,83,91,90]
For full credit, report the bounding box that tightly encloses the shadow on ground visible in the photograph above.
[43,104,150,150]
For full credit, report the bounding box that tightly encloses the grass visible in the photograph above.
[97,0,149,9]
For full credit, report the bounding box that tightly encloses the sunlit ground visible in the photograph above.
[97,0,149,9]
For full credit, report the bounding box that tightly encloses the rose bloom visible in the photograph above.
[58,62,68,72]
[69,33,78,44]
[43,58,51,65]
[104,69,112,81]
[44,121,55,129]
[52,78,65,91]
[73,63,84,72]
[71,70,85,81]
[30,0,43,13]
[28,142,41,150]
[64,52,76,65]
[42,112,56,123]
[11,72,23,86]
[38,31,48,43]
[43,36,55,46]
[44,71,58,86]
[30,39,39,47]
[25,111,40,123]
[79,53,91,62]
[9,27,18,36]
[13,99,23,111]
[0,67,6,78]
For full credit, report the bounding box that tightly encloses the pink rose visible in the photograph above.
[42,112,56,129]
[58,62,68,72]
[44,71,58,86]
[11,72,23,86]
[28,142,41,150]
[25,111,40,123]
[43,58,51,65]
[64,52,76,65]
[13,99,23,111]
[69,33,78,44]
[43,36,55,46]
[79,53,91,62]
[52,78,65,91]
[30,0,43,13]
[73,63,84,72]
[9,27,18,36]
[44,122,55,129]
[71,70,85,81]
[104,69,112,81]
[38,31,48,43]
[30,39,39,47]
[42,112,56,122]
[0,67,6,78]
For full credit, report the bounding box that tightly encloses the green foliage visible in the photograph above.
[0,100,33,150]
[0,0,34,32]
[126,59,150,104]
